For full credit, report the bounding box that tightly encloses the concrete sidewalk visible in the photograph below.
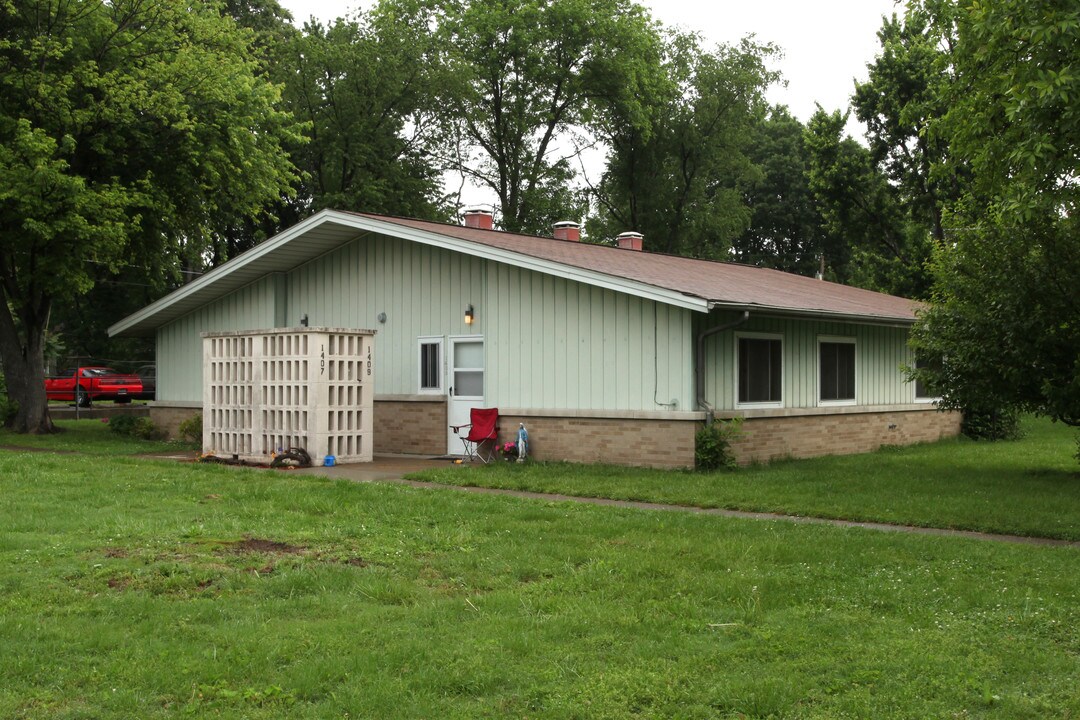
[129,450,1080,549]
[297,456,1080,550]
[295,454,463,482]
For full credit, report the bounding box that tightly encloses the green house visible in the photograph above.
[109,209,959,467]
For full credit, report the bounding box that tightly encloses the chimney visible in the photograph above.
[462,207,494,230]
[553,221,581,242]
[616,231,644,251]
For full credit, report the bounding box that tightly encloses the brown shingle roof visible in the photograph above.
[352,213,921,323]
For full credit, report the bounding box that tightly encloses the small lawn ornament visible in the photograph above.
[517,423,528,462]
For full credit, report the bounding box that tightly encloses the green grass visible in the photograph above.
[0,450,1078,718]
[0,419,192,456]
[412,417,1080,541]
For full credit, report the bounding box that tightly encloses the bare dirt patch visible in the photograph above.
[107,576,131,590]
[221,537,306,555]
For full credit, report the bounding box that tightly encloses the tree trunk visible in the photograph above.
[0,296,56,434]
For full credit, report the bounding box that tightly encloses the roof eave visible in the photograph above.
[108,209,343,337]
[109,210,711,337]
[705,301,918,327]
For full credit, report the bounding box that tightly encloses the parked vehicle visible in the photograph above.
[45,367,143,407]
[134,364,156,400]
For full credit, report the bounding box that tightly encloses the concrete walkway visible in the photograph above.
[11,445,1075,549]
[295,456,1080,550]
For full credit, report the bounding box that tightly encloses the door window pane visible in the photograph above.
[454,370,484,397]
[454,341,483,369]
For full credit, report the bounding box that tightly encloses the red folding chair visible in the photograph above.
[450,407,498,463]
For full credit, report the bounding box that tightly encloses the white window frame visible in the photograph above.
[913,354,941,404]
[734,332,784,409]
[417,336,444,395]
[817,335,857,406]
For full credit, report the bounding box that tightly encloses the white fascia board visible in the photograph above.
[109,210,709,337]
[705,301,917,327]
[337,213,710,313]
[108,210,345,336]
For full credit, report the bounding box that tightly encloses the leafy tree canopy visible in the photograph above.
[803,107,932,298]
[908,0,1080,433]
[0,0,302,432]
[279,6,451,224]
[732,106,822,275]
[425,0,664,235]
[589,34,778,257]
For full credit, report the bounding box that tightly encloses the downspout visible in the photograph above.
[696,309,750,423]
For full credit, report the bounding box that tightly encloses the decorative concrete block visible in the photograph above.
[202,328,375,465]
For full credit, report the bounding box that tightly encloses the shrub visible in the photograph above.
[108,414,139,436]
[961,406,1023,441]
[695,417,743,471]
[108,415,165,440]
[131,417,166,441]
[178,413,202,445]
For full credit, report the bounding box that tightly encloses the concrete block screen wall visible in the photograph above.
[202,327,375,465]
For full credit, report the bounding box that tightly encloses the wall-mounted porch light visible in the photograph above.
[300,313,309,327]
[464,304,474,325]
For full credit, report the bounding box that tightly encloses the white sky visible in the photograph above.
[277,0,902,207]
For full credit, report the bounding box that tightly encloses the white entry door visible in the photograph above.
[447,337,485,454]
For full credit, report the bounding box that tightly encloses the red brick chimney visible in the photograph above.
[553,221,581,242]
[463,207,494,230]
[616,232,643,251]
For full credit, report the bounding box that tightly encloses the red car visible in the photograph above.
[45,367,143,407]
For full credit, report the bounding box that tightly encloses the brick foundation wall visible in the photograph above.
[152,400,960,469]
[373,398,447,455]
[498,414,698,469]
[148,405,202,439]
[728,408,962,465]
[51,406,149,421]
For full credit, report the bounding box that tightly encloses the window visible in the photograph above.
[819,338,856,403]
[737,335,782,405]
[418,337,443,393]
[914,355,940,401]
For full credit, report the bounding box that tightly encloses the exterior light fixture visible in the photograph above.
[464,304,474,325]
[300,313,309,327]
[377,312,387,324]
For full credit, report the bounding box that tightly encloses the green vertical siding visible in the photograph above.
[287,234,694,410]
[156,233,696,411]
[484,263,693,411]
[286,234,484,397]
[157,276,281,402]
[698,311,916,410]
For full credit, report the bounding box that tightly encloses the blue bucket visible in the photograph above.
[324,455,336,467]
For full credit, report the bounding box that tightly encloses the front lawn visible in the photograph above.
[412,416,1080,540]
[1,450,1079,717]
[0,419,190,456]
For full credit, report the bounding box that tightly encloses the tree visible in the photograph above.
[852,4,960,245]
[590,34,777,257]
[803,107,931,297]
[431,0,663,235]
[910,0,1080,435]
[732,106,822,274]
[280,8,449,224]
[0,0,301,433]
